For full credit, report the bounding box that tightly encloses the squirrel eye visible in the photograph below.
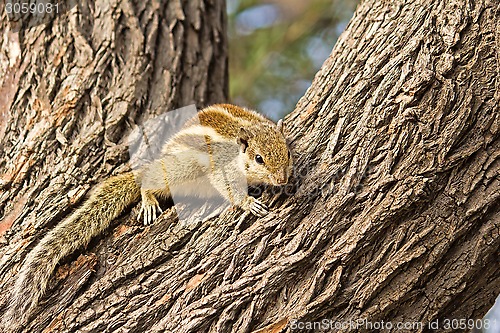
[255,154,264,165]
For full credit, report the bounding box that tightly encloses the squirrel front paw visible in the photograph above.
[139,192,163,225]
[242,196,269,217]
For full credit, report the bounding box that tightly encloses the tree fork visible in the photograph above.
[0,0,499,332]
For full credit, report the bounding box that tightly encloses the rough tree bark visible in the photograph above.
[0,0,499,333]
[0,0,228,331]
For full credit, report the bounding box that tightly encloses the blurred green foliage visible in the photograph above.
[227,0,359,119]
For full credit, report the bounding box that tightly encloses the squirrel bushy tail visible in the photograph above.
[2,172,140,331]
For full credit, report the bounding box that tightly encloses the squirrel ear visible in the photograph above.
[238,127,250,153]
[277,119,285,134]
[239,127,250,140]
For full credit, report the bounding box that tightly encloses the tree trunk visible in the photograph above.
[1,0,499,332]
[0,0,228,331]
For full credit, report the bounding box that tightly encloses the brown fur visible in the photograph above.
[2,173,141,331]
[1,105,292,331]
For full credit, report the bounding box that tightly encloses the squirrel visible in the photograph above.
[2,103,293,330]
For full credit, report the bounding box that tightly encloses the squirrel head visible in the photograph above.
[238,119,293,187]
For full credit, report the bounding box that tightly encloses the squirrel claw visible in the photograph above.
[139,202,163,225]
[245,197,269,217]
[139,190,163,225]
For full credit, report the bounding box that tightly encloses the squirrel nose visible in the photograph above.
[275,173,288,185]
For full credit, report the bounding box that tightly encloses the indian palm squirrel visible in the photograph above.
[2,103,293,329]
